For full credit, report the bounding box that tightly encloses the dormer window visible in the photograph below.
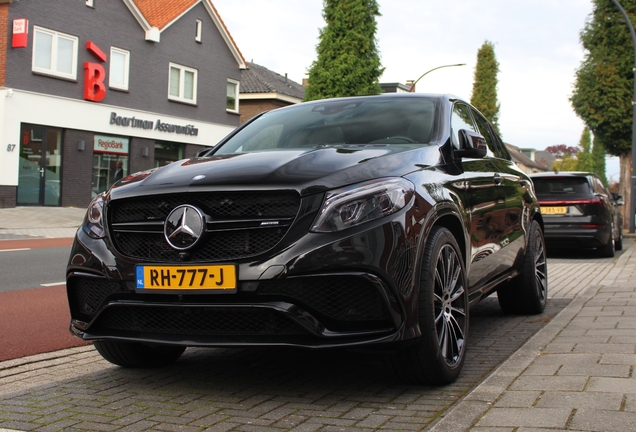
[86,0,94,7]
[195,20,202,42]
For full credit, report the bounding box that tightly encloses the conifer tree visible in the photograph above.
[576,128,594,173]
[304,0,384,101]
[592,135,608,185]
[470,41,501,133]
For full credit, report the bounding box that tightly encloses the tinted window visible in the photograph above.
[592,177,608,196]
[532,177,592,196]
[471,111,499,158]
[216,98,437,154]
[450,103,476,150]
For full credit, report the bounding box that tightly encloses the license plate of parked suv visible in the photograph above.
[541,206,567,215]
[135,264,237,290]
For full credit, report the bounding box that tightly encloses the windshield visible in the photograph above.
[533,177,592,196]
[215,97,437,154]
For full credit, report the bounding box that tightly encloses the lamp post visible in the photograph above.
[409,63,466,92]
[610,0,636,233]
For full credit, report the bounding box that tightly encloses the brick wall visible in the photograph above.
[0,4,8,87]
[61,130,93,208]
[130,138,154,173]
[240,100,290,124]
[0,186,16,208]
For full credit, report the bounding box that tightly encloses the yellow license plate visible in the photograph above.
[542,206,567,215]
[136,264,236,290]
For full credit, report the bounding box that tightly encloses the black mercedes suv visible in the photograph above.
[66,94,546,385]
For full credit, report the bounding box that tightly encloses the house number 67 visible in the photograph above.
[7,144,16,152]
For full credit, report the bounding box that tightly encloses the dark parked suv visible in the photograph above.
[530,172,623,257]
[66,94,547,385]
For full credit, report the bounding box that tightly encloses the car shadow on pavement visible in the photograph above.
[0,297,570,432]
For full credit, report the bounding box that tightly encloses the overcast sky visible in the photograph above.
[213,0,619,179]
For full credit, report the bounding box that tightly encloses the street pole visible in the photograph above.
[610,0,636,233]
[409,63,466,92]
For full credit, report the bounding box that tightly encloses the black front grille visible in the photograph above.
[110,192,300,223]
[258,276,392,324]
[113,228,285,262]
[108,192,301,262]
[94,306,307,336]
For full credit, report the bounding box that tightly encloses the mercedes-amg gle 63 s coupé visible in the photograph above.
[66,94,547,385]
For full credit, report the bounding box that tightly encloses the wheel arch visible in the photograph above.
[430,212,467,266]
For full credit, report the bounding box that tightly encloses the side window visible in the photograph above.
[472,111,500,158]
[450,103,477,150]
[593,177,607,196]
[169,63,197,104]
[226,79,239,113]
[109,47,130,91]
[32,26,78,80]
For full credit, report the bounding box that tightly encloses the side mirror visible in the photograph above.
[611,193,625,206]
[196,146,215,157]
[454,129,487,159]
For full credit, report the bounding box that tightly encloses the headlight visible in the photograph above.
[311,178,415,233]
[82,194,105,239]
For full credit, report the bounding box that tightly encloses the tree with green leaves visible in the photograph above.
[470,41,501,133]
[592,135,608,184]
[570,0,635,222]
[576,128,594,173]
[304,0,384,101]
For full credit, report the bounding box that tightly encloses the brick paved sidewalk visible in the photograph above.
[431,242,636,431]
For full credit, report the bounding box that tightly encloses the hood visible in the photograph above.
[110,144,441,199]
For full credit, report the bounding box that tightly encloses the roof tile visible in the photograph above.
[133,0,198,30]
[240,63,305,100]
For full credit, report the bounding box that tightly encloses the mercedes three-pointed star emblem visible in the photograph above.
[164,205,205,250]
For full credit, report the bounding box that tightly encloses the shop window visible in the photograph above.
[92,135,129,195]
[32,26,78,80]
[155,142,184,168]
[169,63,197,104]
[227,79,239,113]
[109,47,130,90]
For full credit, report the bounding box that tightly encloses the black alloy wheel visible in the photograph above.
[391,226,468,385]
[497,220,548,315]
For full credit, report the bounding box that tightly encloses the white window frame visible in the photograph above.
[195,19,202,42]
[32,26,78,80]
[109,47,130,91]
[168,63,198,104]
[226,78,239,113]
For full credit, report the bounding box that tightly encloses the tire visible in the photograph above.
[599,225,615,258]
[615,227,623,251]
[94,340,186,368]
[391,226,469,385]
[497,220,548,315]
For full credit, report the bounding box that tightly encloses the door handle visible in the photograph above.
[39,167,45,178]
[493,173,503,185]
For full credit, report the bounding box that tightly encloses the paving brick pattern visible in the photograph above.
[0,243,627,431]
[431,241,636,431]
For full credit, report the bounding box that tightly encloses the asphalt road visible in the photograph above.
[0,244,71,292]
[0,238,89,361]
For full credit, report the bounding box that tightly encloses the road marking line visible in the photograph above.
[41,282,66,287]
[0,248,31,252]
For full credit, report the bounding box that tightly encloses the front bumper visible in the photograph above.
[66,210,422,349]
